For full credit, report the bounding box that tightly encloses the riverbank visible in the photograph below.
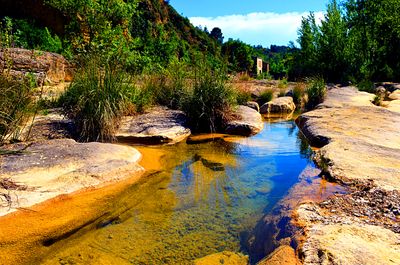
[0,147,165,265]
[295,86,400,264]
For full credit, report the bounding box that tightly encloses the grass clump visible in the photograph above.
[59,58,133,142]
[278,78,288,89]
[0,75,34,145]
[258,89,274,105]
[182,66,236,132]
[236,89,252,105]
[305,77,326,110]
[292,82,306,106]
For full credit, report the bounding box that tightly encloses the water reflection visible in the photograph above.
[39,121,315,265]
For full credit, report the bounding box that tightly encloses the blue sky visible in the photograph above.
[170,0,330,47]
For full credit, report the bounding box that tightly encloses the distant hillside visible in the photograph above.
[0,0,223,70]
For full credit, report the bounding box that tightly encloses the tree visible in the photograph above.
[222,39,253,73]
[210,27,224,44]
[318,0,348,82]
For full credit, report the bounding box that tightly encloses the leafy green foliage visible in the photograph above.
[293,0,400,82]
[222,39,254,73]
[59,58,133,142]
[305,77,326,109]
[0,17,64,53]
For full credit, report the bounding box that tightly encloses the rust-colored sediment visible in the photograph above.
[0,147,165,265]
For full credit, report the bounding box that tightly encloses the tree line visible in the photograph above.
[292,0,400,83]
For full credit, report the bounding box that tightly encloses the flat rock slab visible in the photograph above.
[297,86,400,190]
[260,97,295,114]
[0,139,143,216]
[225,105,264,136]
[116,106,191,145]
[295,86,400,265]
[19,108,74,142]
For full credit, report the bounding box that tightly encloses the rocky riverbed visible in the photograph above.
[295,86,400,265]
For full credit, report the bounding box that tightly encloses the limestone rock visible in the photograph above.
[194,251,248,265]
[244,101,260,112]
[260,97,295,114]
[0,139,144,216]
[387,100,400,113]
[389,90,400,100]
[258,246,301,265]
[297,87,400,190]
[116,106,191,145]
[300,223,400,265]
[225,105,264,136]
[0,48,73,84]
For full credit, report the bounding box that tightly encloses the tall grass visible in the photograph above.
[258,89,274,105]
[59,58,133,142]
[0,75,34,145]
[306,77,326,110]
[292,82,306,106]
[182,66,236,132]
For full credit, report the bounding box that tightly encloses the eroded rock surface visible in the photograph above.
[295,86,400,265]
[258,246,301,265]
[244,101,260,112]
[260,97,295,114]
[116,106,191,144]
[0,139,143,216]
[297,86,400,190]
[0,48,73,84]
[224,105,264,136]
[194,251,249,265]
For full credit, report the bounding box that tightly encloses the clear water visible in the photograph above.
[40,121,315,265]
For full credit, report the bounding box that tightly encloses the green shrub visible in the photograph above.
[182,66,236,132]
[258,89,274,105]
[292,83,306,106]
[236,89,252,105]
[0,75,34,144]
[278,78,288,89]
[59,58,132,142]
[357,80,376,93]
[306,77,326,109]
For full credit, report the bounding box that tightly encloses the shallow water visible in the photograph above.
[39,121,317,264]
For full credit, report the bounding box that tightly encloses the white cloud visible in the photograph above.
[190,11,325,47]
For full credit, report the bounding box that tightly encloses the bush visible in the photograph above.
[357,80,375,93]
[59,58,133,142]
[0,75,34,144]
[278,78,288,89]
[236,89,252,105]
[258,89,274,105]
[292,83,306,106]
[182,66,236,132]
[306,77,326,109]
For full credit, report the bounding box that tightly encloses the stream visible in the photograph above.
[38,120,326,264]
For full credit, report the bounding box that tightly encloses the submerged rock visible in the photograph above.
[116,106,191,144]
[260,97,296,114]
[0,139,143,216]
[194,251,248,265]
[224,105,264,136]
